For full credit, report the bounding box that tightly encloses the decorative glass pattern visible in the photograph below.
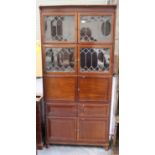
[45,48,75,72]
[80,16,112,42]
[44,16,75,42]
[80,48,110,72]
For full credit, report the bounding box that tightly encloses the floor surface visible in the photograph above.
[38,145,112,155]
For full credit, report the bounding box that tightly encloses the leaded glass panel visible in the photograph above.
[80,16,112,42]
[80,48,110,72]
[44,16,75,42]
[45,48,75,72]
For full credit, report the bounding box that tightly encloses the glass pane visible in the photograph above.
[80,16,112,42]
[45,48,75,72]
[44,16,75,42]
[80,48,110,72]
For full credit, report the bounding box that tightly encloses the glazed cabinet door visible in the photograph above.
[43,45,77,75]
[47,117,77,142]
[41,12,77,43]
[78,118,109,142]
[78,45,113,75]
[78,12,114,43]
[78,76,112,102]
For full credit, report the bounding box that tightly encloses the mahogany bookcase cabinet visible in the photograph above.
[40,5,116,150]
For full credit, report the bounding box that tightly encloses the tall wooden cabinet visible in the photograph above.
[40,5,116,149]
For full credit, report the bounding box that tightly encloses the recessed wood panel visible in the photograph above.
[44,77,76,101]
[79,104,109,118]
[78,77,112,101]
[78,118,108,142]
[47,103,77,117]
[47,117,77,141]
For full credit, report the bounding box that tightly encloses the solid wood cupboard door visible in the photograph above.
[78,76,112,102]
[47,117,77,142]
[44,76,77,102]
[78,118,108,142]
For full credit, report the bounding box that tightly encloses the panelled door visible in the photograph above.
[47,117,77,142]
[78,118,109,143]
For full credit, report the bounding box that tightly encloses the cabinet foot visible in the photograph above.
[45,144,49,148]
[103,143,109,151]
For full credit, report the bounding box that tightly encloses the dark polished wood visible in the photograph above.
[40,5,116,150]
[36,96,43,149]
